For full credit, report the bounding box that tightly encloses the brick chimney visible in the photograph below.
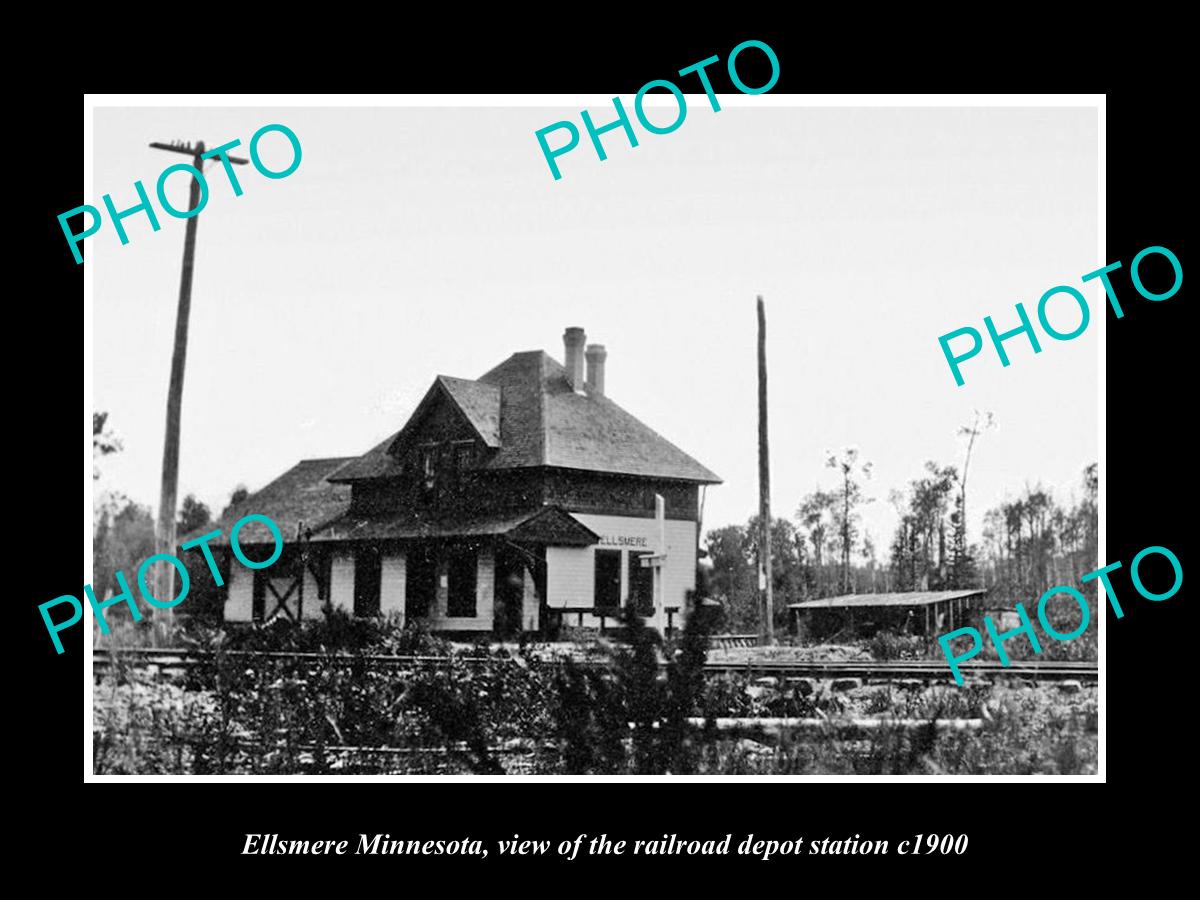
[585,343,607,396]
[563,327,586,392]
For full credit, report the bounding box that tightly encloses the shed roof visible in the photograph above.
[789,589,987,610]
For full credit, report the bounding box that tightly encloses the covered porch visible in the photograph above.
[225,505,601,636]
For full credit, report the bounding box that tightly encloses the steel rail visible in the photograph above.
[90,648,1097,681]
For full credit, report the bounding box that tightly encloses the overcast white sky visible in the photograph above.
[91,102,1098,556]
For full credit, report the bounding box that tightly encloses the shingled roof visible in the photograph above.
[438,376,501,446]
[331,350,720,484]
[789,590,987,610]
[311,505,599,546]
[194,457,354,546]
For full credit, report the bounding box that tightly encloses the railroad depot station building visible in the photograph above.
[203,328,721,637]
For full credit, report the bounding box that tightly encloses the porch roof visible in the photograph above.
[309,505,599,547]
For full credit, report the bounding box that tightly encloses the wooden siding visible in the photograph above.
[349,467,697,526]
[350,467,543,519]
[542,470,699,520]
[380,552,406,623]
[226,565,253,621]
[547,514,698,633]
[329,552,354,615]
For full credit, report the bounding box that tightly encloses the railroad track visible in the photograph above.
[90,648,1097,682]
[704,658,1096,680]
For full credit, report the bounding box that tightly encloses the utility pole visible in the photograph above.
[757,295,775,644]
[149,139,248,612]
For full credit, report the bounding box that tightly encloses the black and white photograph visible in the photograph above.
[85,97,1102,778]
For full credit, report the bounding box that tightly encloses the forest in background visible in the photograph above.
[92,412,243,616]
[705,412,1098,639]
[94,410,1099,649]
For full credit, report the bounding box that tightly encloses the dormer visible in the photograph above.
[385,377,500,464]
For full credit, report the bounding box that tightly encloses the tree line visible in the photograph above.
[92,412,246,615]
[705,412,1098,634]
[94,409,1098,640]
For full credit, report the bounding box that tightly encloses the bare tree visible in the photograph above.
[952,410,994,586]
[957,411,995,538]
[889,462,957,591]
[797,488,837,598]
[826,447,873,594]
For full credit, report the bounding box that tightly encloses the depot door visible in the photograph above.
[406,544,436,619]
[493,546,525,637]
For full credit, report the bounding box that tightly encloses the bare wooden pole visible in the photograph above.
[150,140,248,613]
[757,295,774,644]
[152,142,204,615]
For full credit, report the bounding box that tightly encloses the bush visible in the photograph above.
[867,632,933,660]
[548,601,718,774]
[92,605,1097,775]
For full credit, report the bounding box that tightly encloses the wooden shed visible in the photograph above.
[789,589,987,640]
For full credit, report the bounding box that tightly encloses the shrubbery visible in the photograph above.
[695,686,1097,775]
[92,606,1096,775]
[867,632,933,661]
[191,610,458,657]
